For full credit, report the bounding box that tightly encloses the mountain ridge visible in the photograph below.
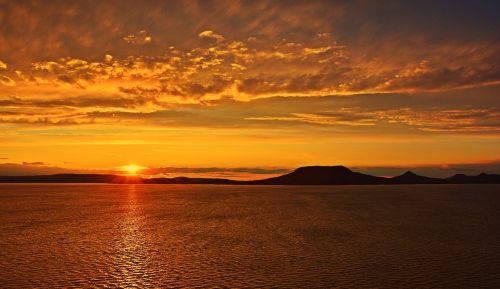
[0,166,499,185]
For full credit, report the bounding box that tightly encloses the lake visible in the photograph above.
[0,184,499,288]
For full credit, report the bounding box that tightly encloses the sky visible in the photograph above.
[0,0,499,179]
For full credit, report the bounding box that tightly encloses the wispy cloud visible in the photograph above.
[1,88,499,134]
[0,162,76,176]
[248,107,500,132]
[146,166,289,175]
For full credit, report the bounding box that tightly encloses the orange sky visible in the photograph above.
[0,0,499,178]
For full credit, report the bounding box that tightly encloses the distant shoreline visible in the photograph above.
[1,166,499,185]
[0,183,499,186]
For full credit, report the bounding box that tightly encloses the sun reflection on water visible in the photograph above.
[113,185,153,287]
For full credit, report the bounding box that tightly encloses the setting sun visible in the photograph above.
[118,164,147,175]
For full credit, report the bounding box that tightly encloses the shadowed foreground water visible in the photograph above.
[0,184,499,288]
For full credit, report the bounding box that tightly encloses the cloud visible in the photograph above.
[315,33,331,39]
[0,162,74,176]
[0,76,16,86]
[11,36,344,98]
[0,61,7,70]
[247,112,376,127]
[374,108,500,132]
[378,53,500,92]
[246,105,500,133]
[0,1,498,137]
[140,166,291,180]
[22,161,45,165]
[4,29,498,103]
[198,30,225,42]
[122,30,152,45]
[104,54,114,63]
[2,86,498,135]
[1,1,498,72]
[0,95,160,109]
[145,166,289,175]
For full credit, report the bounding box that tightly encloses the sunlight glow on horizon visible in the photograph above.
[118,164,147,175]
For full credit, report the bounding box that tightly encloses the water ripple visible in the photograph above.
[0,184,499,288]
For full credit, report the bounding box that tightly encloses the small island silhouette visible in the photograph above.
[0,166,498,185]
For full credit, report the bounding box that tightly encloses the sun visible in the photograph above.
[118,164,147,175]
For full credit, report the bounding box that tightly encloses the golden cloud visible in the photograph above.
[0,27,498,136]
[198,30,225,42]
[3,30,498,105]
[0,76,16,87]
[123,30,152,45]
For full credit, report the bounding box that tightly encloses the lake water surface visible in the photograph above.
[0,184,499,288]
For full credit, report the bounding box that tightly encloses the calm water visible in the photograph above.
[0,184,499,288]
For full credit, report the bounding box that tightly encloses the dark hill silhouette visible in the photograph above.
[247,166,386,185]
[389,171,441,184]
[0,166,499,185]
[0,174,147,184]
[445,173,500,184]
[0,174,120,183]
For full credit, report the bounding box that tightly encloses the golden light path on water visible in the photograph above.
[114,185,153,287]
